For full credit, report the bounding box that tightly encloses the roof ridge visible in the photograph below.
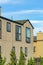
[0,16,34,29]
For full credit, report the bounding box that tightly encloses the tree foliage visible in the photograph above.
[27,57,36,65]
[9,49,17,65]
[18,50,25,65]
[40,57,43,65]
[1,48,43,65]
[0,52,6,65]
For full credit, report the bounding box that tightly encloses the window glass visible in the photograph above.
[20,47,23,51]
[33,46,35,52]
[0,46,1,54]
[0,20,2,29]
[25,47,28,57]
[26,27,31,43]
[7,22,11,32]
[12,47,15,51]
[16,25,21,41]
[16,26,21,33]
[26,28,30,37]
[0,20,2,39]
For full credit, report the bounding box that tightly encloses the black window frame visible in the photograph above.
[0,46,1,54]
[15,25,21,41]
[26,27,31,43]
[0,20,2,39]
[7,22,11,32]
[33,46,36,52]
[20,47,23,51]
[12,46,15,51]
[25,47,28,57]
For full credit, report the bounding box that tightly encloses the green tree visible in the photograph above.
[9,49,17,65]
[27,57,36,65]
[0,52,6,65]
[18,50,25,65]
[32,58,36,65]
[40,57,43,65]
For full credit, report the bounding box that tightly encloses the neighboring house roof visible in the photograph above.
[0,16,34,29]
[34,36,37,42]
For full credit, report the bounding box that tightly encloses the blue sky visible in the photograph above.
[0,0,43,35]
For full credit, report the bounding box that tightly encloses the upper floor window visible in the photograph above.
[26,27,31,43]
[25,47,28,57]
[0,20,2,39]
[7,22,11,32]
[16,25,21,41]
[33,46,36,52]
[0,20,2,30]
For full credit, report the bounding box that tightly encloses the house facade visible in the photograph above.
[0,16,34,64]
[33,32,43,61]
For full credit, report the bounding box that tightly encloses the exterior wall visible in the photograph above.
[33,42,37,58]
[33,32,43,58]
[0,18,33,64]
[0,18,13,63]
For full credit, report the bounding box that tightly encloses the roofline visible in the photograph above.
[27,19,34,29]
[0,16,34,29]
[22,19,34,29]
[0,16,23,25]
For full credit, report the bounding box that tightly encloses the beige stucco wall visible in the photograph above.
[33,32,43,58]
[33,41,37,58]
[0,18,33,64]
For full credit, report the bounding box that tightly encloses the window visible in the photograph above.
[12,47,15,51]
[0,46,1,54]
[0,20,2,39]
[25,47,28,57]
[33,46,36,52]
[0,20,2,29]
[26,27,31,43]
[12,47,16,61]
[20,47,23,51]
[7,22,11,32]
[35,58,40,62]
[16,25,21,41]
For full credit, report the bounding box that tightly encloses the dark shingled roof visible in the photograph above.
[0,16,34,29]
[34,36,37,42]
[16,19,34,29]
[16,20,26,25]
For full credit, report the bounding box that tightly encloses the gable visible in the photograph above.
[16,20,34,29]
[0,16,34,29]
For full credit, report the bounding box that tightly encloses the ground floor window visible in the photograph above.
[0,46,1,54]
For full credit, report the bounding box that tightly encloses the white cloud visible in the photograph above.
[34,27,43,35]
[2,9,43,35]
[30,20,43,24]
[30,20,43,35]
[31,10,43,13]
[0,0,9,4]
[0,0,21,4]
[2,10,43,16]
[2,9,43,36]
[2,10,43,20]
[3,10,34,15]
[31,20,43,35]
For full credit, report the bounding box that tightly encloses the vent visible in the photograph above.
[0,6,2,16]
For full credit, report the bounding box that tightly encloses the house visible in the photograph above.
[33,32,43,62]
[0,15,34,64]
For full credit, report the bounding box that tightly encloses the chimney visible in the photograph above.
[0,6,1,16]
[39,31,42,32]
